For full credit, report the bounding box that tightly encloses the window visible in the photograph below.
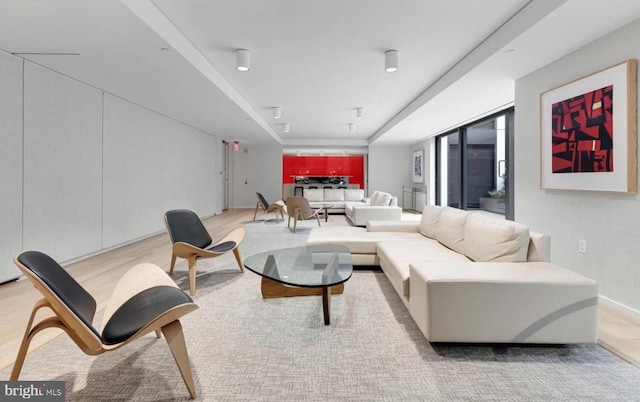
[436,108,514,219]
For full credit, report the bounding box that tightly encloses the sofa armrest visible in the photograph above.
[367,220,420,233]
[528,231,551,262]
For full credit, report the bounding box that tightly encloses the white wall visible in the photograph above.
[410,138,436,207]
[368,145,411,201]
[102,94,217,248]
[0,51,219,267]
[23,62,104,262]
[232,143,282,208]
[515,18,640,312]
[0,52,23,282]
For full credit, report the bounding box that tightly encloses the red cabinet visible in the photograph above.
[283,156,364,188]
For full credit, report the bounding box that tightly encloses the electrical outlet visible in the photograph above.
[578,239,587,254]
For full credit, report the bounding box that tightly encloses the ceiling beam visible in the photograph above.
[121,0,282,144]
[368,0,568,144]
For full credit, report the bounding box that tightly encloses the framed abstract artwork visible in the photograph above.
[412,149,424,183]
[540,59,637,193]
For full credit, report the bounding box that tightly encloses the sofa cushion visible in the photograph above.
[419,205,443,239]
[307,226,423,254]
[372,191,392,206]
[304,188,324,202]
[344,189,364,201]
[370,191,380,205]
[377,239,471,298]
[464,214,530,262]
[435,207,468,254]
[324,189,345,202]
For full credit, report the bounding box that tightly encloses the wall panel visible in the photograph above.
[0,52,24,281]
[102,94,216,248]
[23,62,103,262]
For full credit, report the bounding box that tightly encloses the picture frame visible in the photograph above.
[540,59,637,193]
[412,149,424,183]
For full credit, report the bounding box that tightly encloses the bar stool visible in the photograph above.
[294,186,304,196]
[338,186,347,189]
[324,186,332,189]
[308,186,318,189]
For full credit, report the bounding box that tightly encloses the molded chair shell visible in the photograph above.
[164,209,244,295]
[11,251,199,399]
[285,196,323,233]
[253,192,285,222]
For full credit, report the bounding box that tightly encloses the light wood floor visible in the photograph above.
[0,208,639,372]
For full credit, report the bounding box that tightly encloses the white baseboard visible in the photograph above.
[599,295,640,319]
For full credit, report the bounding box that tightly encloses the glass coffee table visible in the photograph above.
[243,245,353,325]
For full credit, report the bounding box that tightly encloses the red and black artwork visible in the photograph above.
[551,85,613,173]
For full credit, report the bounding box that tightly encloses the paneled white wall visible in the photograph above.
[102,94,216,248]
[0,51,219,269]
[515,19,640,312]
[0,53,24,282]
[23,62,103,263]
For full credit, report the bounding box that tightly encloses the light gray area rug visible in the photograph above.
[3,215,640,401]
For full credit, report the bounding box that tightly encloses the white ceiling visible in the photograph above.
[1,0,639,149]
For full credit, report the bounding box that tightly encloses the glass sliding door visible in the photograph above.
[436,108,513,218]
[466,115,506,214]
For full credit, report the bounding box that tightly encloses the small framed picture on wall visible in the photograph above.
[413,149,424,183]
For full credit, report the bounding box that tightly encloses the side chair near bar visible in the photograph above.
[11,251,199,399]
[164,209,245,296]
[253,192,285,222]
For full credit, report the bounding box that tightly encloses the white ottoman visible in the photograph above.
[409,261,599,344]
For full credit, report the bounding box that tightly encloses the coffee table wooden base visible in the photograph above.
[260,277,344,325]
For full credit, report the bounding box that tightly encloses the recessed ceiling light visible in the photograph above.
[273,107,281,119]
[356,107,364,120]
[348,123,356,133]
[160,47,171,52]
[283,123,290,133]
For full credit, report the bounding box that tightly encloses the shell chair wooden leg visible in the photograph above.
[165,209,245,296]
[12,251,199,399]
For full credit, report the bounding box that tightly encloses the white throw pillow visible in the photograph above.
[344,189,364,201]
[464,214,530,262]
[436,207,468,254]
[324,189,344,202]
[370,191,380,205]
[373,192,392,206]
[419,205,443,239]
[303,189,324,202]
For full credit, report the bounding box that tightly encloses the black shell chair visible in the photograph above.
[11,251,199,398]
[164,209,244,296]
[253,192,285,222]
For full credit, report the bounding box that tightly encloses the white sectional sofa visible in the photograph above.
[344,190,402,226]
[307,205,599,344]
[304,188,402,226]
[304,188,365,213]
